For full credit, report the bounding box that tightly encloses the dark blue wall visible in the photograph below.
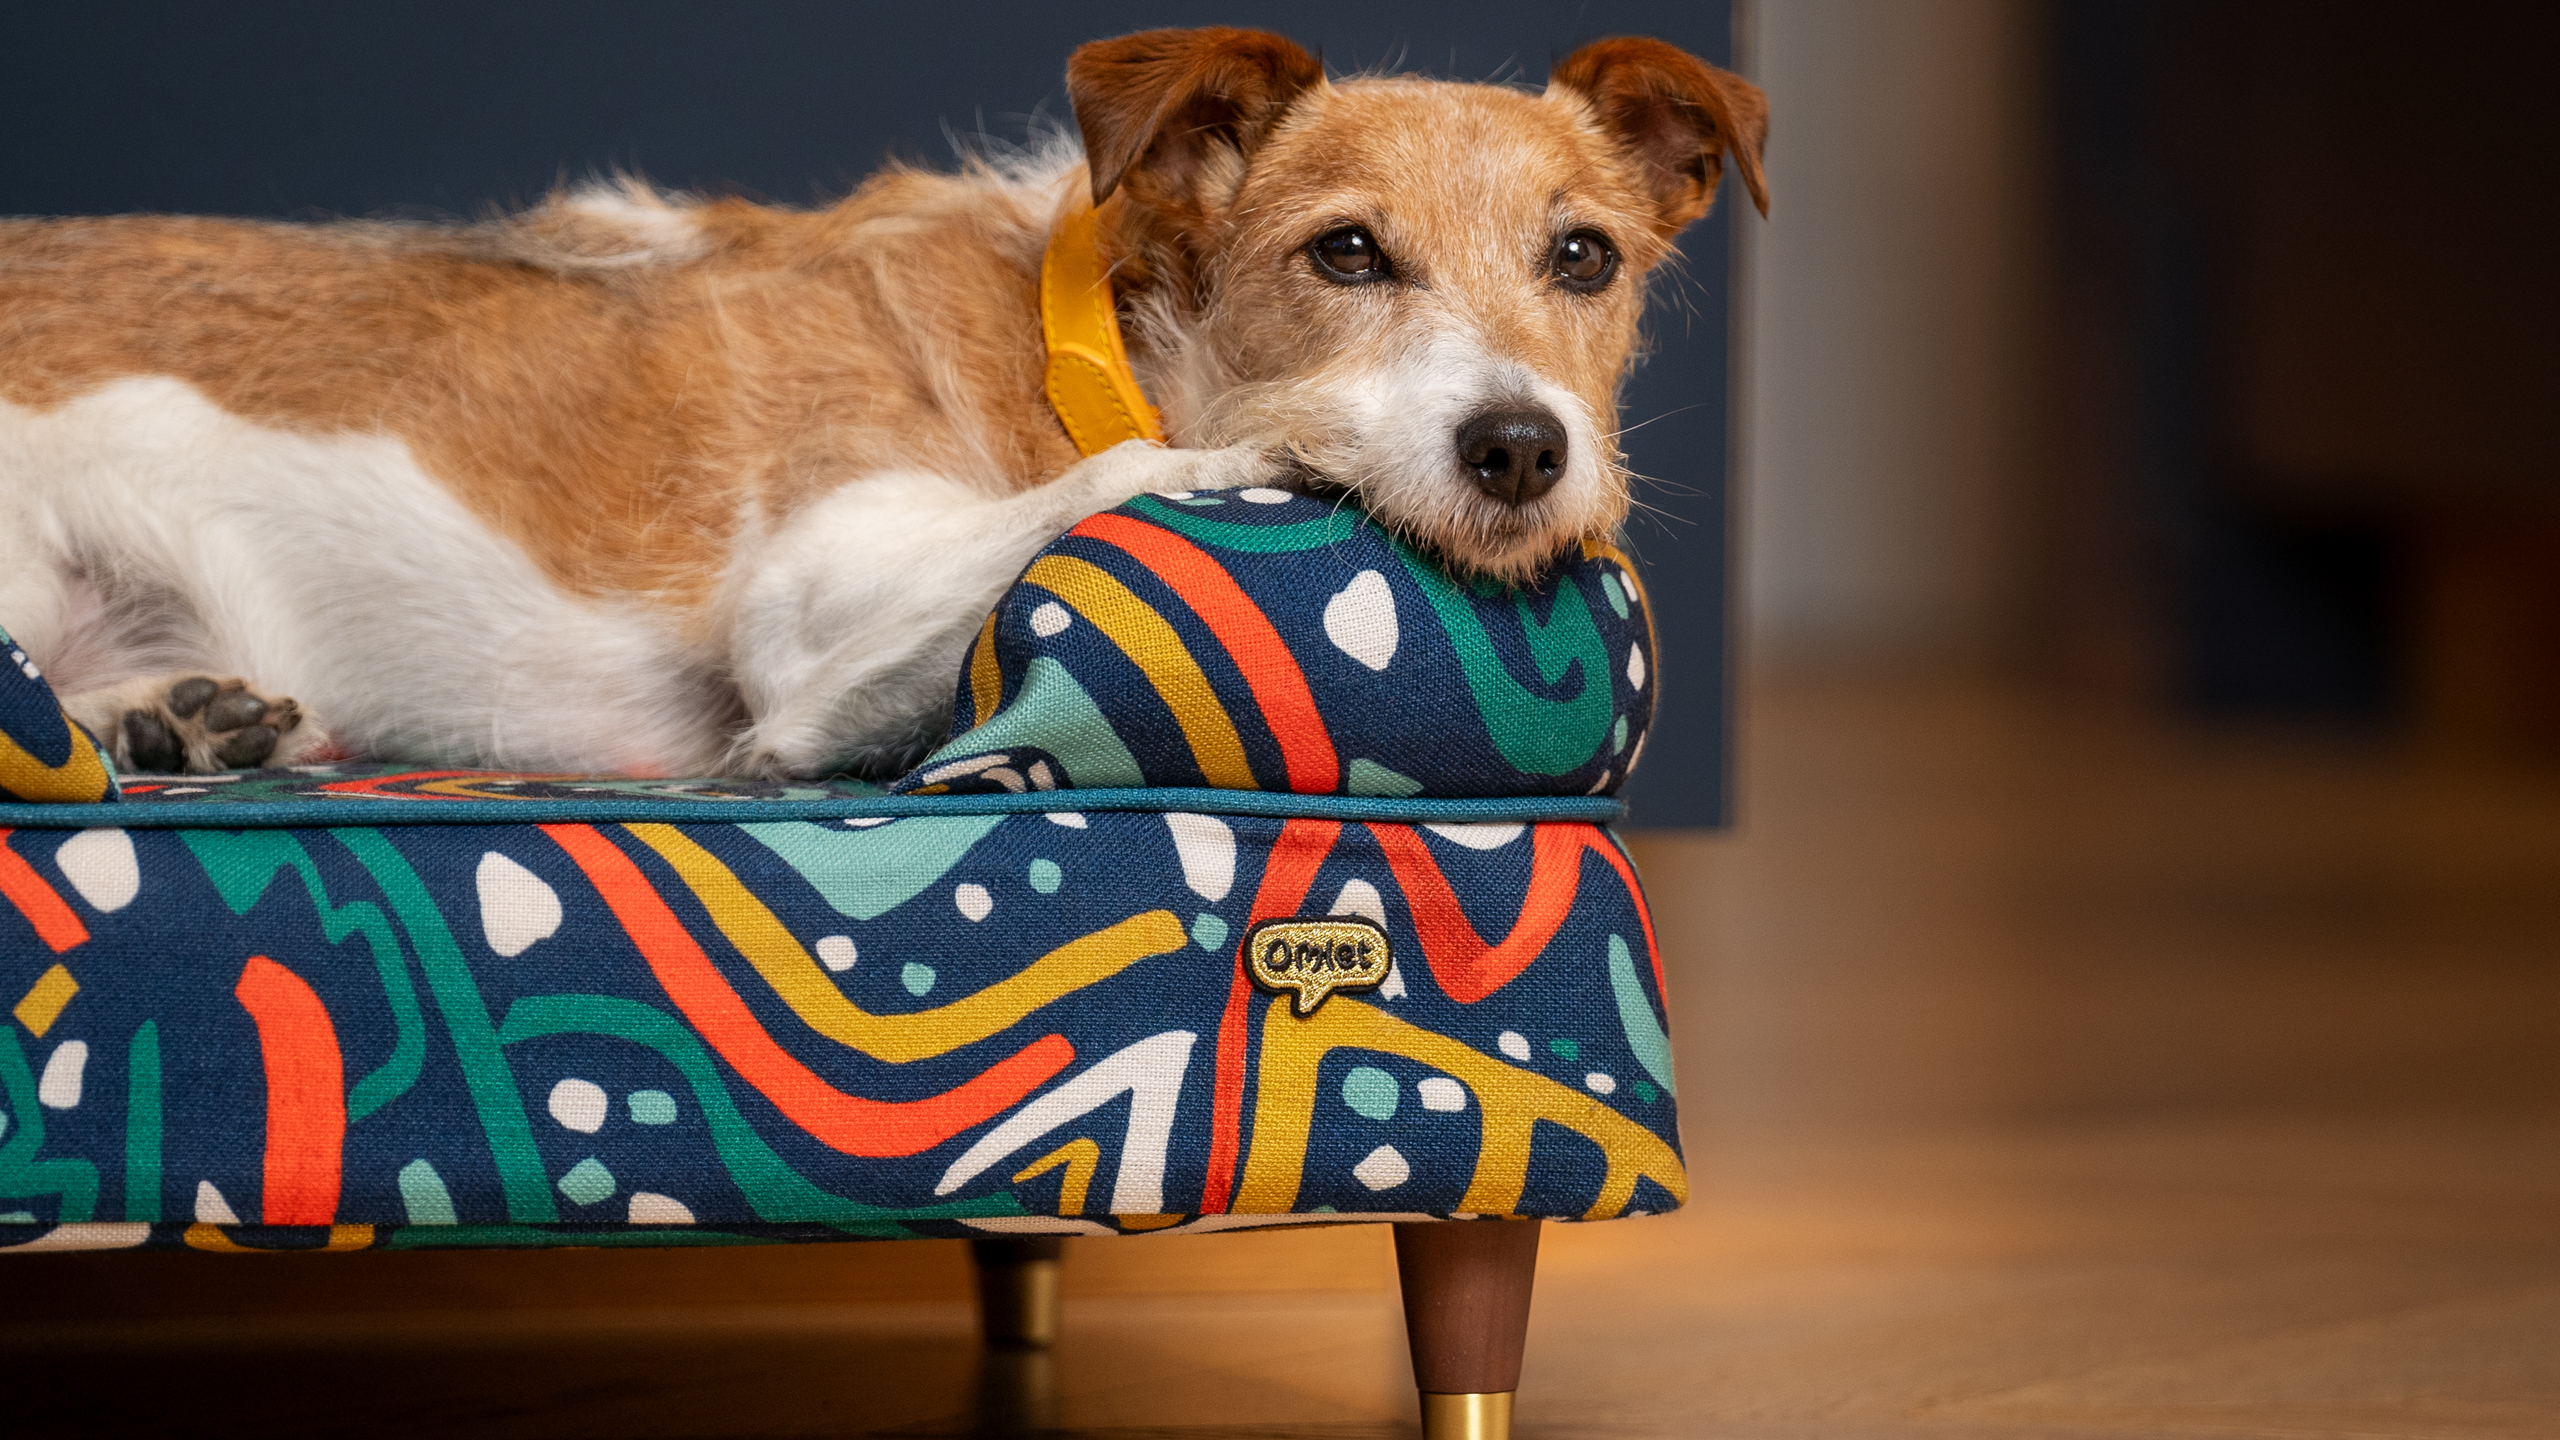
[2,0,1738,825]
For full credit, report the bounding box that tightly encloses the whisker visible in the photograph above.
[1620,469,1711,503]
[1614,403,1707,438]
[1619,493,1685,526]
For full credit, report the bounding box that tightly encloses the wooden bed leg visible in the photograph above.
[1394,1219,1540,1440]
[970,1236,1064,1349]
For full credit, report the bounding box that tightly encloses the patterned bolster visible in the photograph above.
[0,627,118,805]
[892,493,1656,799]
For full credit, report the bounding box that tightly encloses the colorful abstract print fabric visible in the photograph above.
[901,493,1655,800]
[0,809,1681,1252]
[0,627,118,806]
[100,764,884,808]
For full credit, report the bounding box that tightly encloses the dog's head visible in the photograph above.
[1070,27,1766,580]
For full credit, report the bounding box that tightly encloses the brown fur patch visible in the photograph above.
[0,173,1084,614]
[1551,37,1771,231]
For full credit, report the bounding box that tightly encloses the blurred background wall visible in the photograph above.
[1743,0,2560,750]
[1741,0,2044,671]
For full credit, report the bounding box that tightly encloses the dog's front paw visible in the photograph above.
[1072,438,1303,507]
[1173,442,1307,496]
[88,675,320,773]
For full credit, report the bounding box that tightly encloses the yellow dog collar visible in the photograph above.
[1041,201,1165,456]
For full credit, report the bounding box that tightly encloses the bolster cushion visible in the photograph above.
[894,492,1655,799]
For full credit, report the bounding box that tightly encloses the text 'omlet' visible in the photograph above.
[1244,917,1391,1016]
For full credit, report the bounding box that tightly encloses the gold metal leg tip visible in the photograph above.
[978,1257,1061,1348]
[1420,1390,1514,1440]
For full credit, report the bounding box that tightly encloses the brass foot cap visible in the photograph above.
[978,1257,1061,1348]
[1421,1390,1514,1440]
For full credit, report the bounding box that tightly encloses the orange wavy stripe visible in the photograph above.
[541,823,1072,1158]
[1363,823,1588,1004]
[234,955,346,1225]
[1072,511,1340,792]
[0,831,87,952]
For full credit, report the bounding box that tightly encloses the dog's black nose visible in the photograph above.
[1455,407,1568,505]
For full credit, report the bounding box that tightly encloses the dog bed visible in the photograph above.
[0,490,1680,1253]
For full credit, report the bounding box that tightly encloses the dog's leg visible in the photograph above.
[60,674,330,775]
[731,440,1281,778]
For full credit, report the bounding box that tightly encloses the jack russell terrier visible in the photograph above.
[0,27,1766,781]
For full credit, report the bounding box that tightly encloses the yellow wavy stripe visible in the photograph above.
[1012,1137,1101,1216]
[967,611,1002,726]
[0,715,113,803]
[1022,554,1256,789]
[1236,997,1687,1221]
[624,824,1190,1063]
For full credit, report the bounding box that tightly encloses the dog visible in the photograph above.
[0,27,1765,780]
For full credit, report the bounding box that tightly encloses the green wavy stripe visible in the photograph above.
[125,1021,160,1222]
[740,815,1005,920]
[178,830,426,1120]
[331,829,557,1222]
[0,1028,97,1222]
[496,993,1021,1236]
[1394,551,1613,775]
[1125,495,1370,552]
[1606,935,1675,1097]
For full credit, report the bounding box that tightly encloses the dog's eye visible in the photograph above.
[1553,230,1618,291]
[1310,227,1390,282]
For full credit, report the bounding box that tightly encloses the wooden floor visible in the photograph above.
[9,674,2558,1438]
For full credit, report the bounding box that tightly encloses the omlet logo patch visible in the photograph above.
[1243,917,1391,1016]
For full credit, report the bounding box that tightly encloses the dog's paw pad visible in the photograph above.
[121,711,186,773]
[202,689,269,733]
[166,677,219,718]
[118,677,308,773]
[214,726,278,767]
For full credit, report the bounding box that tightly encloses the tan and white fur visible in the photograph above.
[0,28,1765,779]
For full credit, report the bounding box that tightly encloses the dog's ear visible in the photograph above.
[1550,37,1768,232]
[1068,27,1324,209]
